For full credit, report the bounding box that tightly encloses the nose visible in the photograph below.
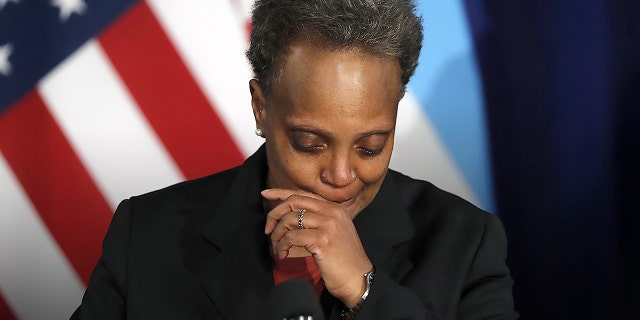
[320,152,356,188]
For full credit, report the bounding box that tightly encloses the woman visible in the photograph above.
[72,0,517,319]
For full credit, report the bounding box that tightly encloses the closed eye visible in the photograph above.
[290,130,326,153]
[357,146,384,157]
[356,133,389,157]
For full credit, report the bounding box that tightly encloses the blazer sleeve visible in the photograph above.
[344,271,435,320]
[343,214,517,320]
[70,200,131,320]
[457,214,517,320]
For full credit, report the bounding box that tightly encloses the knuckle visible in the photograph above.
[325,216,340,231]
[319,234,330,246]
[287,194,302,202]
[336,208,349,220]
[282,230,295,243]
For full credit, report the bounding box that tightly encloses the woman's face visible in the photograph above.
[251,42,403,218]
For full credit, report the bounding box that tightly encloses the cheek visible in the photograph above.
[284,158,316,184]
[269,142,319,188]
[361,139,394,184]
[356,154,392,186]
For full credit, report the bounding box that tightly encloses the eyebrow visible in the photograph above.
[287,122,394,140]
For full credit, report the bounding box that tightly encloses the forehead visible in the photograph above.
[270,42,402,122]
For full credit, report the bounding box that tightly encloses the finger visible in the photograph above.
[264,199,297,234]
[265,195,347,235]
[270,209,322,249]
[264,194,322,234]
[274,229,322,260]
[270,211,297,246]
[264,198,301,234]
[269,211,297,250]
[261,188,325,202]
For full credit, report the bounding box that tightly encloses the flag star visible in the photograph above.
[0,43,13,77]
[50,0,87,22]
[0,0,20,10]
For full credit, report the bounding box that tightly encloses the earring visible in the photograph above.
[255,128,263,137]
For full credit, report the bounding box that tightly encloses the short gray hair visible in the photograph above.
[246,0,423,92]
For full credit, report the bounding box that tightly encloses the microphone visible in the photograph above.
[268,279,325,320]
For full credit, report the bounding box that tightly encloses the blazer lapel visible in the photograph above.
[189,146,275,319]
[354,172,416,280]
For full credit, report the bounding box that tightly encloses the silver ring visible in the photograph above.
[298,209,306,229]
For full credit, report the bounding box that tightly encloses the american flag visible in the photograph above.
[0,0,491,318]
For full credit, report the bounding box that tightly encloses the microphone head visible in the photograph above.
[268,279,325,320]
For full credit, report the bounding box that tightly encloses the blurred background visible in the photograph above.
[0,0,638,319]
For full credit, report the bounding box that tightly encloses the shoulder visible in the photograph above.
[382,171,516,318]
[127,145,268,211]
[389,169,489,216]
[387,169,498,239]
[129,166,240,208]
[104,166,247,262]
[116,166,244,230]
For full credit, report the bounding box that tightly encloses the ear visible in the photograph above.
[249,79,267,131]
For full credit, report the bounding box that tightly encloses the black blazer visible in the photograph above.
[72,146,517,320]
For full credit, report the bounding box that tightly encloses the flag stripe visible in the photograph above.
[231,0,254,18]
[409,0,493,211]
[146,0,261,157]
[0,150,85,320]
[0,91,112,284]
[39,39,184,209]
[99,2,244,180]
[0,292,16,320]
[0,149,84,319]
[391,93,478,205]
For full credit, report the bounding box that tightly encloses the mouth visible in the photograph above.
[310,188,362,209]
[319,191,364,218]
[324,191,359,208]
